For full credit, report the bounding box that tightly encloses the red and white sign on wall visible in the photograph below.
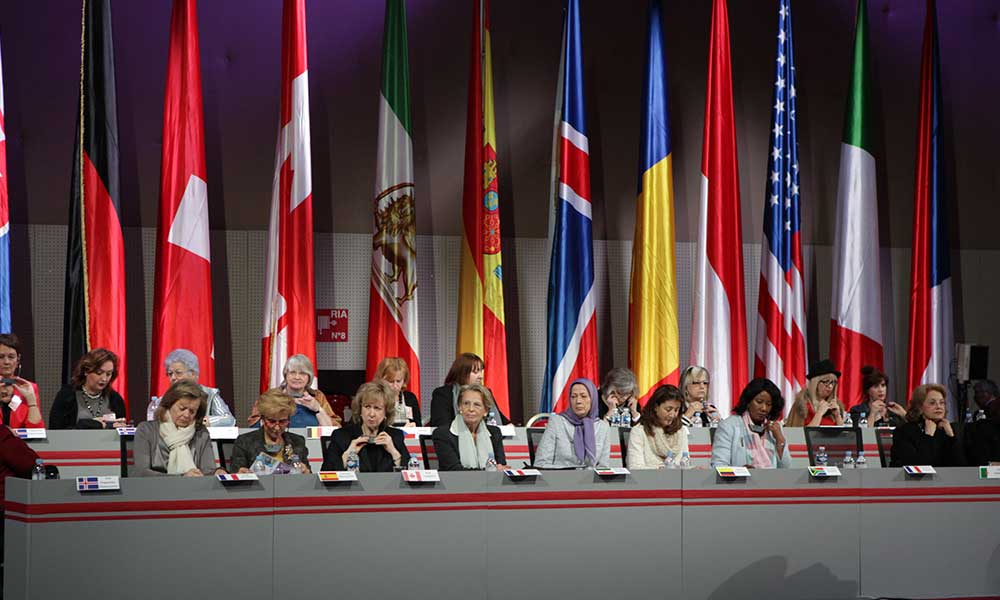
[317,309,348,342]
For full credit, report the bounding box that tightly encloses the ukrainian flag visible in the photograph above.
[628,0,679,401]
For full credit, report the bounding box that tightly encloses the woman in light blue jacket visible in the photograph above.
[711,378,791,468]
[535,378,612,468]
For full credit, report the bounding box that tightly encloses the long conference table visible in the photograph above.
[5,429,1000,600]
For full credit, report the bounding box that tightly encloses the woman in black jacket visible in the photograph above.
[429,353,509,427]
[433,384,507,470]
[322,381,410,472]
[49,348,127,430]
[891,383,964,467]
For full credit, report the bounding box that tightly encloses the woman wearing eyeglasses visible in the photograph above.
[598,368,641,426]
[785,359,846,427]
[679,365,719,427]
[229,390,310,473]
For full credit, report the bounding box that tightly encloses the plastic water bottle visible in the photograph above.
[842,450,855,469]
[692,412,703,428]
[816,446,828,467]
[487,409,498,427]
[976,410,987,422]
[965,408,974,424]
[664,451,677,469]
[843,412,853,427]
[856,451,867,469]
[485,452,498,472]
[407,456,422,471]
[709,416,718,429]
[858,412,868,429]
[619,407,630,427]
[394,395,408,426]
[610,410,621,427]
[32,459,46,481]
[346,451,360,473]
[679,451,691,470]
[289,454,305,473]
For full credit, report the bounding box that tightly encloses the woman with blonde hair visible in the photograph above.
[374,357,421,426]
[785,360,846,427]
[230,389,310,473]
[322,381,410,472]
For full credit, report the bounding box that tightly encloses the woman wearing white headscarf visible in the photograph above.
[432,384,508,470]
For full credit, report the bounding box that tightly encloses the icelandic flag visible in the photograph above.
[541,0,599,413]
[906,0,953,414]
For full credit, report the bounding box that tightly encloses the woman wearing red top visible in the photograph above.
[785,359,846,427]
[0,334,44,428]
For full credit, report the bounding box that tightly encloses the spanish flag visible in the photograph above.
[457,0,510,415]
[628,0,679,402]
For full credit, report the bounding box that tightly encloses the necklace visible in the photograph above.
[81,389,105,418]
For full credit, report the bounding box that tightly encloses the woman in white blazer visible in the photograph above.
[711,378,791,469]
[535,378,611,468]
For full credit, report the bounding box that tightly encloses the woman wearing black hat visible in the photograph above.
[785,359,846,427]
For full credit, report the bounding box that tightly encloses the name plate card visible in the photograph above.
[402,469,440,483]
[76,476,120,492]
[808,466,842,478]
[594,467,630,477]
[217,473,259,483]
[318,471,358,483]
[504,469,541,479]
[115,427,136,436]
[716,466,752,478]
[401,427,434,438]
[14,428,46,440]
[208,427,239,440]
[307,426,338,439]
[979,466,1000,479]
[499,424,516,438]
[903,465,937,476]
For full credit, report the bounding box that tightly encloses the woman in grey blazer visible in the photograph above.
[133,380,219,476]
[535,378,611,468]
[711,378,791,469]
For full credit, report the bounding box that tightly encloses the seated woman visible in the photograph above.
[248,354,339,428]
[849,366,906,427]
[965,389,1000,465]
[712,378,791,468]
[146,348,236,427]
[534,378,611,468]
[133,380,220,477]
[627,384,689,469]
[322,381,410,472]
[49,348,127,430]
[432,384,508,470]
[230,390,310,473]
[891,384,964,467]
[679,365,719,427]
[598,367,641,426]
[785,359,846,427]
[0,334,44,428]
[374,356,422,426]
[429,353,509,428]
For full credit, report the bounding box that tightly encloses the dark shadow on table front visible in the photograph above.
[707,556,857,600]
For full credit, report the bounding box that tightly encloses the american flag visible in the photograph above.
[753,0,807,407]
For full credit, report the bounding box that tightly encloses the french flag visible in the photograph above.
[540,0,599,414]
[906,0,953,413]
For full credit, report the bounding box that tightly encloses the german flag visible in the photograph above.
[62,0,128,408]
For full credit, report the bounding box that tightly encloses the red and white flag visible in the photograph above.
[261,0,315,391]
[150,0,214,398]
[690,0,748,415]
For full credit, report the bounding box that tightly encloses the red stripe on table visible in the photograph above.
[275,501,681,516]
[5,510,274,524]
[4,497,274,515]
[35,451,127,459]
[273,489,682,508]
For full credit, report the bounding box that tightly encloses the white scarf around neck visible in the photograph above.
[450,413,494,469]
[159,415,197,474]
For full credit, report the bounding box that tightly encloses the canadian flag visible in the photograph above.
[261,0,315,391]
[150,0,215,398]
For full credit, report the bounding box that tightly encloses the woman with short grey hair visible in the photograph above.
[248,354,339,427]
[145,348,236,427]
[599,367,640,425]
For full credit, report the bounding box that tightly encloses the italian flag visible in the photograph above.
[365,0,420,399]
[830,0,883,408]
